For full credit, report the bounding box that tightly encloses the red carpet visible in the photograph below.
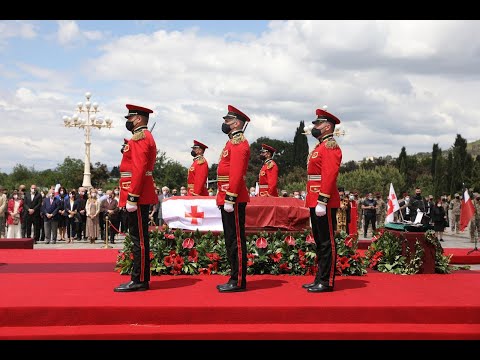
[0,249,479,340]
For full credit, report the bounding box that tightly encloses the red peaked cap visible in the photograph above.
[223,105,250,123]
[313,108,341,125]
[261,143,277,154]
[125,104,154,119]
[192,139,208,150]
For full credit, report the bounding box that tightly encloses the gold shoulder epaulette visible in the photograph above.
[267,161,274,169]
[324,137,339,149]
[197,156,205,165]
[132,130,145,141]
[230,133,245,145]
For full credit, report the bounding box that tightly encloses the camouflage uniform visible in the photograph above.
[375,197,386,227]
[469,198,480,242]
[449,197,462,234]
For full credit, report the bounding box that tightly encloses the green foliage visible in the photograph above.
[338,165,405,197]
[153,149,188,190]
[277,166,306,194]
[114,228,367,277]
[292,121,309,170]
[364,229,452,275]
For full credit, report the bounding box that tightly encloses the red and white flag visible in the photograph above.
[386,183,400,223]
[459,189,475,231]
[162,196,223,231]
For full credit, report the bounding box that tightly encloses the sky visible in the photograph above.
[1,20,480,174]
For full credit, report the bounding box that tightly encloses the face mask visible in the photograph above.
[191,150,197,157]
[311,127,321,138]
[31,189,35,194]
[405,197,410,202]
[125,120,135,132]
[114,190,119,195]
[349,195,355,200]
[60,191,64,195]
[209,192,214,196]
[13,194,18,199]
[98,191,103,195]
[162,191,167,195]
[91,193,97,197]
[250,192,256,196]
[221,122,231,134]
[437,203,442,207]
[294,195,300,199]
[416,193,421,197]
[368,197,373,200]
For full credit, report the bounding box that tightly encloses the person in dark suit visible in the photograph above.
[41,189,61,244]
[23,184,43,243]
[64,190,79,243]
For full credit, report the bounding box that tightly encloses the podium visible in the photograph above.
[384,223,436,274]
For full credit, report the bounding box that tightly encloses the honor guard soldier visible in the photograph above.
[302,106,342,293]
[216,105,251,292]
[187,140,209,196]
[258,144,279,197]
[114,104,157,292]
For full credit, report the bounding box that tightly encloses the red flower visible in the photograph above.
[188,248,199,262]
[174,256,184,267]
[120,253,126,260]
[298,249,305,259]
[206,252,220,261]
[164,255,173,267]
[165,233,175,240]
[149,251,155,260]
[182,238,194,249]
[247,260,254,267]
[279,263,291,272]
[306,234,315,244]
[247,253,256,259]
[285,236,296,246]
[256,237,268,249]
[344,235,354,248]
[129,253,134,260]
[169,250,177,257]
[199,267,211,275]
[270,252,282,263]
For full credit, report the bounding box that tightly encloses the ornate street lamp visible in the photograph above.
[62,92,113,188]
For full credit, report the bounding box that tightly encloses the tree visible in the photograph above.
[277,166,307,194]
[208,163,218,191]
[292,120,309,170]
[340,160,359,173]
[9,164,35,188]
[91,162,110,188]
[396,146,408,175]
[431,144,441,177]
[55,157,84,190]
[110,166,120,178]
[450,134,468,192]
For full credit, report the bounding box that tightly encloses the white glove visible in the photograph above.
[224,202,234,213]
[126,203,137,212]
[315,203,327,217]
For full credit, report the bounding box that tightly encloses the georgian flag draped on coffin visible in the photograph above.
[460,188,475,232]
[161,196,223,231]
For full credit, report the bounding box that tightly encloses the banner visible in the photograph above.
[162,196,223,231]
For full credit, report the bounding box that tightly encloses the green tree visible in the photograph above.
[450,134,468,192]
[208,163,218,191]
[91,162,110,188]
[277,166,307,194]
[9,164,35,188]
[431,143,441,177]
[55,157,84,190]
[292,120,309,170]
[110,166,120,178]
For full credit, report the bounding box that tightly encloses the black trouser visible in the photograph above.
[364,212,376,236]
[220,203,247,288]
[109,216,120,243]
[128,205,151,283]
[310,207,337,288]
[99,212,105,240]
[26,213,41,241]
[76,215,86,239]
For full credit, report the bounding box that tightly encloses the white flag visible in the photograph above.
[386,183,400,223]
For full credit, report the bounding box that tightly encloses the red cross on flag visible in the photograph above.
[185,205,205,225]
[386,183,400,223]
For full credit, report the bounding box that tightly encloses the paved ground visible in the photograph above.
[29,225,480,270]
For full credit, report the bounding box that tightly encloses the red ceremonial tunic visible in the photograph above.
[187,155,209,196]
[305,133,342,209]
[216,131,250,206]
[118,126,157,207]
[258,159,278,197]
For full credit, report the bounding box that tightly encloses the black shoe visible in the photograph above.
[113,280,149,292]
[218,283,246,293]
[216,280,236,290]
[440,239,444,242]
[307,283,333,293]
[302,282,317,289]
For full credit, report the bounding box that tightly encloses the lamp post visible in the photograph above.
[63,92,113,189]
